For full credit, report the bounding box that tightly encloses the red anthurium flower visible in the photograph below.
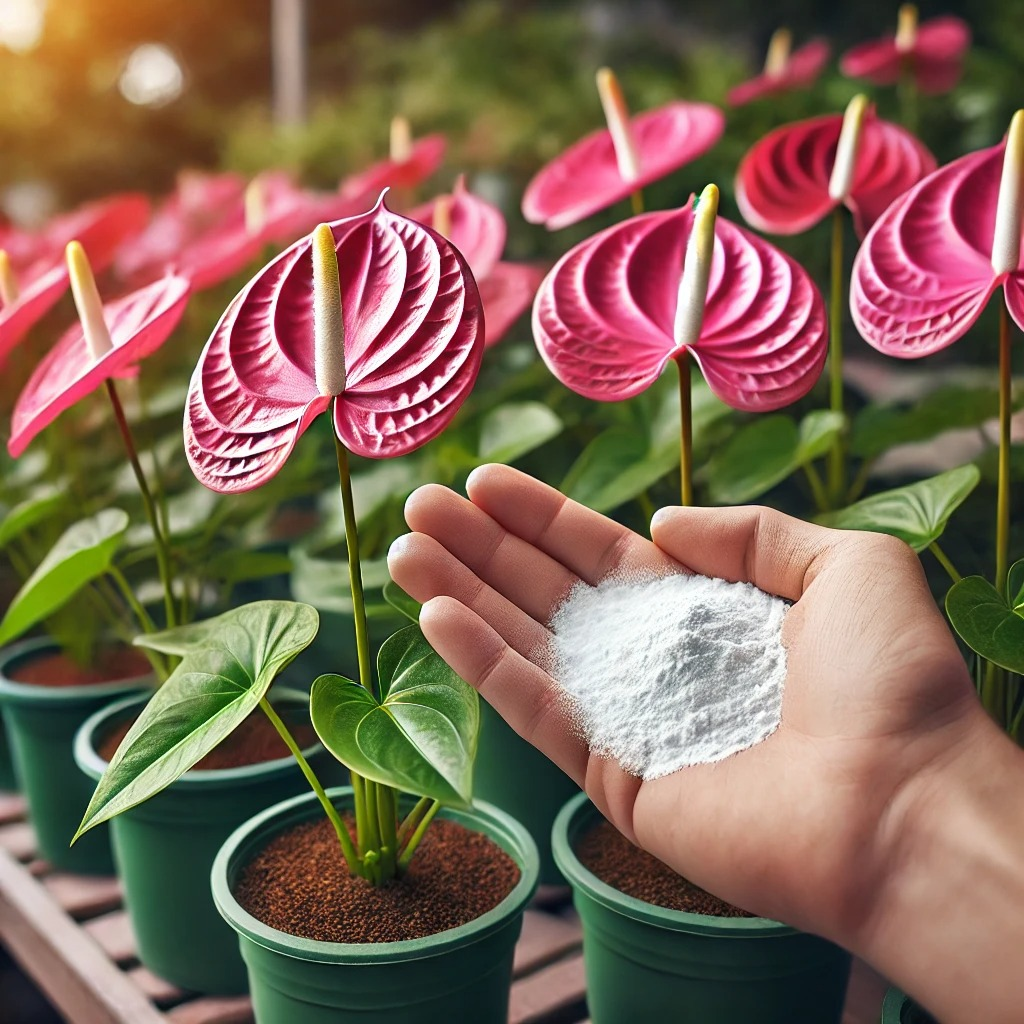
[736,94,935,238]
[8,243,190,457]
[728,29,831,107]
[339,117,446,207]
[116,171,265,292]
[0,194,150,367]
[410,177,543,347]
[533,189,827,411]
[184,193,484,494]
[841,4,970,95]
[523,68,724,231]
[852,111,1024,355]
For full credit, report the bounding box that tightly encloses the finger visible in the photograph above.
[418,596,588,783]
[387,532,549,659]
[465,464,679,585]
[650,505,842,601]
[403,484,578,624]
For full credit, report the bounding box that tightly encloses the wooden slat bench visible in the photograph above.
[0,791,887,1024]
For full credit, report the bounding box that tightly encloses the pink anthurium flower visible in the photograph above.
[840,5,970,95]
[8,244,190,457]
[184,192,484,494]
[534,187,827,411]
[248,171,360,247]
[338,117,446,207]
[523,68,724,231]
[736,94,936,238]
[115,171,266,292]
[0,193,150,366]
[409,177,543,347]
[728,29,831,107]
[852,110,1024,594]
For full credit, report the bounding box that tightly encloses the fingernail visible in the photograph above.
[387,534,411,564]
[650,507,671,531]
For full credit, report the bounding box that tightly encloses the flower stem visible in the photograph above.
[630,189,645,216]
[928,542,962,585]
[827,207,846,505]
[676,352,693,507]
[802,463,829,514]
[996,297,1012,598]
[259,697,360,873]
[104,380,177,629]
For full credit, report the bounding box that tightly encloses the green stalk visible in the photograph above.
[396,796,432,847]
[676,352,693,506]
[630,189,645,216]
[258,697,360,874]
[377,784,397,879]
[928,543,962,585]
[996,298,1012,597]
[898,58,919,135]
[104,380,177,629]
[352,772,368,854]
[398,800,440,871]
[826,208,846,504]
[802,463,829,514]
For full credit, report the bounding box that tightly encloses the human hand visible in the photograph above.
[388,464,1023,1021]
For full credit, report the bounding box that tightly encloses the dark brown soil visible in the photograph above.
[576,820,752,918]
[98,708,318,770]
[235,814,521,943]
[7,648,151,687]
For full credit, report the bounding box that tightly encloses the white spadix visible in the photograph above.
[991,110,1024,277]
[674,183,719,351]
[66,242,114,360]
[312,223,346,397]
[764,28,793,77]
[828,94,870,203]
[596,67,641,184]
[0,251,18,307]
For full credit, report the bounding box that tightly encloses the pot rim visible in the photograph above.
[74,687,326,788]
[552,791,798,937]
[211,785,540,964]
[0,637,154,706]
[881,986,909,1021]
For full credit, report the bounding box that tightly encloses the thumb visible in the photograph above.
[650,505,842,601]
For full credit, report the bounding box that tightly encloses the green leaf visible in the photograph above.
[76,601,320,839]
[706,411,844,505]
[310,624,479,806]
[477,402,563,463]
[204,549,293,586]
[0,509,129,647]
[817,465,980,552]
[383,581,421,623]
[1007,560,1024,615]
[850,386,1010,461]
[290,548,392,616]
[945,576,1024,675]
[0,491,63,549]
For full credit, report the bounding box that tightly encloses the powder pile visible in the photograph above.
[548,572,788,779]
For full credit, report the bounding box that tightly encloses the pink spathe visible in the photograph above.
[339,135,446,207]
[184,193,484,494]
[9,274,191,457]
[728,38,831,107]
[522,102,724,231]
[532,203,827,411]
[736,109,935,238]
[851,140,1024,357]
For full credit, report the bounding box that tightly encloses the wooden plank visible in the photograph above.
[83,911,138,965]
[127,965,189,1007]
[0,820,36,861]
[509,953,587,1024]
[0,791,26,824]
[0,848,166,1024]
[166,996,253,1024]
[530,884,572,910]
[513,909,582,977]
[43,872,122,920]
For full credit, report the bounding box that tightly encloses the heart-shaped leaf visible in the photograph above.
[382,581,421,623]
[75,601,320,839]
[477,402,563,464]
[706,411,843,505]
[817,465,979,552]
[310,624,479,806]
[1007,560,1024,615]
[0,491,63,549]
[0,509,129,647]
[945,574,1024,675]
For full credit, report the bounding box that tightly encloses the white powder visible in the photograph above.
[548,572,788,779]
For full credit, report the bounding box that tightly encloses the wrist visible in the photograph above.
[854,704,1024,1023]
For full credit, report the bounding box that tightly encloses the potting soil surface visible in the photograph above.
[235,815,521,942]
[98,711,318,769]
[8,649,152,687]
[576,820,752,917]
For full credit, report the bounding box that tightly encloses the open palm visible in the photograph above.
[387,464,987,948]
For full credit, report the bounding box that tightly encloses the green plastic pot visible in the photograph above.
[0,638,151,874]
[473,698,579,885]
[0,707,18,791]
[212,786,540,1023]
[882,988,936,1023]
[74,688,344,995]
[553,792,852,1023]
